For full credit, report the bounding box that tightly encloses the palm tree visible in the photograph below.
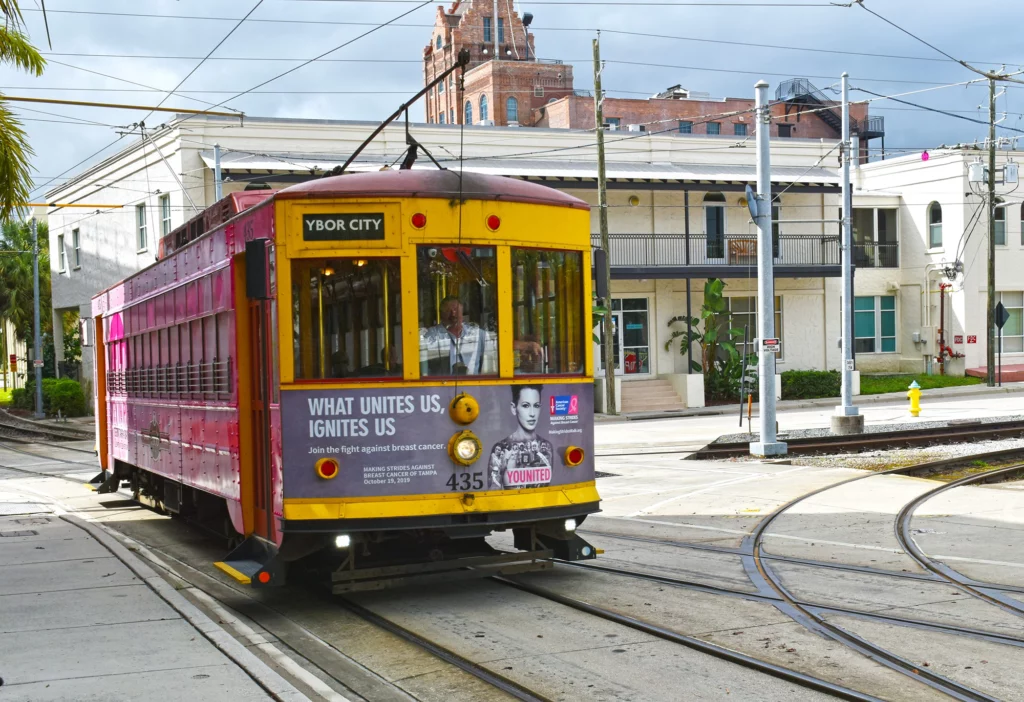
[0,1,45,222]
[0,219,50,342]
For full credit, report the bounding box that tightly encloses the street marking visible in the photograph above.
[933,554,1024,570]
[189,588,352,702]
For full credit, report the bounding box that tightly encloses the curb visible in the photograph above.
[61,514,310,702]
[596,382,1024,423]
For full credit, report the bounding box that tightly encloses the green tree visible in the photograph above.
[0,219,51,343]
[0,2,46,221]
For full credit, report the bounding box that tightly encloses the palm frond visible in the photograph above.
[0,102,33,222]
[0,1,25,27]
[0,26,45,76]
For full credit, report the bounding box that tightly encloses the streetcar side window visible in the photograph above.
[416,245,498,377]
[291,257,402,380]
[512,248,585,376]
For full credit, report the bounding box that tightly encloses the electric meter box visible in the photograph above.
[968,162,986,183]
[1005,162,1019,184]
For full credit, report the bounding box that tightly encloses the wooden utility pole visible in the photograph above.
[986,77,996,386]
[593,34,616,415]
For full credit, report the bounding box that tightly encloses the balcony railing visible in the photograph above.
[853,243,899,268]
[591,233,841,269]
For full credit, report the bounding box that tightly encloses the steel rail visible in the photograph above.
[895,463,1024,617]
[554,559,1024,648]
[692,418,1024,458]
[0,438,99,459]
[495,576,884,702]
[337,598,553,702]
[748,466,1003,701]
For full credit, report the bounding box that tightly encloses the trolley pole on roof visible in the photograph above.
[832,73,864,435]
[749,80,785,458]
[593,34,616,416]
[214,143,223,201]
[32,217,43,419]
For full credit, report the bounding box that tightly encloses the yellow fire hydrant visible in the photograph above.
[907,380,922,417]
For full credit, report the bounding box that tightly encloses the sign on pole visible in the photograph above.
[996,302,1010,329]
[761,338,781,354]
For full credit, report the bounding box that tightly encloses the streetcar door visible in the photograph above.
[246,239,276,542]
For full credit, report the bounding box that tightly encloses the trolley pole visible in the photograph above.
[832,73,864,435]
[750,80,785,458]
[594,34,616,415]
[32,217,43,419]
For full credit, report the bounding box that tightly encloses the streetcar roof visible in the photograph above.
[274,169,590,211]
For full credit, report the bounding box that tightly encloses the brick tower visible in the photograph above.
[423,1,574,126]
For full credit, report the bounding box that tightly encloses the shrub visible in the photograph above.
[10,378,87,417]
[781,370,841,400]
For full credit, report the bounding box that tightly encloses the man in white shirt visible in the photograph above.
[420,296,496,375]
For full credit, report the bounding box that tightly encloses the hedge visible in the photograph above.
[12,378,87,417]
[780,370,841,400]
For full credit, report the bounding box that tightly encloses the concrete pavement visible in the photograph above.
[0,488,307,701]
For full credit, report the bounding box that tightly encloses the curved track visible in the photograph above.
[895,464,1024,618]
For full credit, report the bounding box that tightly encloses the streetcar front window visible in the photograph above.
[291,257,402,380]
[417,245,498,376]
[512,248,584,375]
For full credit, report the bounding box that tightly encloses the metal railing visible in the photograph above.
[590,233,841,268]
[853,243,899,268]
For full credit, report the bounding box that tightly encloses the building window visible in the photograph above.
[160,194,171,237]
[998,292,1023,352]
[498,18,505,43]
[439,113,446,124]
[854,295,896,353]
[436,35,442,49]
[734,123,747,136]
[995,205,1006,245]
[450,75,454,89]
[928,201,942,248]
[465,100,473,125]
[506,96,518,123]
[778,124,793,138]
[596,298,650,376]
[450,108,455,124]
[704,192,726,259]
[605,117,621,129]
[483,17,492,43]
[136,203,148,251]
[706,122,721,136]
[771,196,780,258]
[479,94,488,122]
[438,78,444,94]
[846,207,899,267]
[72,228,80,269]
[534,85,544,98]
[727,296,782,359]
[57,233,66,272]
[678,121,692,134]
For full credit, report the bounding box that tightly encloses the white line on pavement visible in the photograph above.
[626,465,810,517]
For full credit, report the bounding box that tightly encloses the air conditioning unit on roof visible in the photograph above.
[627,124,646,132]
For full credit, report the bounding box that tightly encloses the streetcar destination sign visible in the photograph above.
[302,213,385,241]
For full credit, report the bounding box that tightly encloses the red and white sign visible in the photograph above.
[967,335,978,344]
[954,335,963,344]
[760,338,781,354]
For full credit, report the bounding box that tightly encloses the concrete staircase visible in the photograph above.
[620,378,686,414]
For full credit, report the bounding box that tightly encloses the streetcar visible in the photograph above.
[91,168,601,591]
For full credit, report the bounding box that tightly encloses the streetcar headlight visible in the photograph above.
[335,534,351,549]
[448,430,483,466]
[564,519,577,533]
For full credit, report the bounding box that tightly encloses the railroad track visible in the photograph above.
[0,410,93,444]
[691,418,1024,459]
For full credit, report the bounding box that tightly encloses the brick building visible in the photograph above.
[423,2,884,152]
[423,0,574,126]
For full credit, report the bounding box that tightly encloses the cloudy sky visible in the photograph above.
[5,0,1024,198]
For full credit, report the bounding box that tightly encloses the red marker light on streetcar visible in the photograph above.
[257,571,271,584]
[411,212,427,229]
[564,446,585,467]
[316,457,340,479]
[486,214,501,231]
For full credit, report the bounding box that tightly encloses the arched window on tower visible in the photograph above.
[465,100,473,125]
[506,96,519,124]
[479,94,489,123]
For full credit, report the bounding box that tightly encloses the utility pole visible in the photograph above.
[750,80,785,458]
[832,73,863,435]
[214,143,223,201]
[986,77,996,387]
[32,217,43,419]
[593,34,616,415]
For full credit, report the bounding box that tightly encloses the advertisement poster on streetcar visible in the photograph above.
[280,384,594,498]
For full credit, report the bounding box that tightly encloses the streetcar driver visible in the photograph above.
[420,295,496,375]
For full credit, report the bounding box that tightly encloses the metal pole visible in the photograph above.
[750,81,785,458]
[986,77,997,387]
[32,218,43,419]
[684,190,692,375]
[834,73,860,430]
[214,143,223,201]
[493,0,500,61]
[594,34,616,415]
